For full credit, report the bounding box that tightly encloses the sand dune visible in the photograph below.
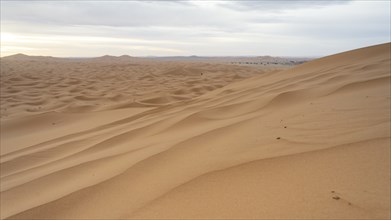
[0,43,390,219]
[0,57,263,119]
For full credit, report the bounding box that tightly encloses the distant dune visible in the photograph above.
[1,55,269,119]
[0,43,390,219]
[145,55,311,67]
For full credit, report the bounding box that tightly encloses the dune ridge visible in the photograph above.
[0,43,390,219]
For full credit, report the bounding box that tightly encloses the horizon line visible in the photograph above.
[0,53,321,59]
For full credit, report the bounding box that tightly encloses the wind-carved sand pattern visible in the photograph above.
[1,55,264,118]
[0,43,390,219]
[0,55,264,119]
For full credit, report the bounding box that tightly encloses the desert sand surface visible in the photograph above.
[0,54,267,120]
[0,43,390,219]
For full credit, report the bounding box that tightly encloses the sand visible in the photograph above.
[0,43,390,219]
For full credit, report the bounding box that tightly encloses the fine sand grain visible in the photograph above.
[0,43,390,219]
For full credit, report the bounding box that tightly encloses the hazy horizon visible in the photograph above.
[1,52,320,59]
[1,1,390,57]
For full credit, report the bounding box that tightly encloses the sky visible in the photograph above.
[1,0,390,57]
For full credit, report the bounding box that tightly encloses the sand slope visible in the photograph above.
[0,43,390,219]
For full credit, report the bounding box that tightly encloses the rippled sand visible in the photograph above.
[1,43,390,219]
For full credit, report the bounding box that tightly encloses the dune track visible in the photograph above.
[0,43,390,219]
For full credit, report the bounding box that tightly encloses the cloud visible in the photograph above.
[218,0,351,11]
[1,0,390,57]
[1,1,235,27]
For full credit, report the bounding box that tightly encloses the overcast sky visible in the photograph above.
[1,0,390,57]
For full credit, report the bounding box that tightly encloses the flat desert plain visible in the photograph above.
[0,43,390,219]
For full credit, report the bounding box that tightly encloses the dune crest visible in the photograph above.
[0,43,390,219]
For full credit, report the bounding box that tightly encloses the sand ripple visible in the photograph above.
[0,43,390,219]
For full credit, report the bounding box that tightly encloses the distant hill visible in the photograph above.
[1,54,137,62]
[2,53,58,61]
